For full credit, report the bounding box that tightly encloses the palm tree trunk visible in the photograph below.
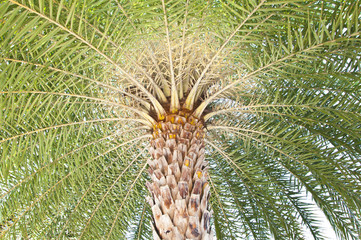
[146,112,213,240]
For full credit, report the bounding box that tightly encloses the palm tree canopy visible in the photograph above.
[0,0,360,239]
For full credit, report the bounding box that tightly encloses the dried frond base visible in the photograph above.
[147,111,212,240]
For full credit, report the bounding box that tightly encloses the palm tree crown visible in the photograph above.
[1,0,360,239]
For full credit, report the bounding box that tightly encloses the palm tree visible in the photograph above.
[1,0,360,239]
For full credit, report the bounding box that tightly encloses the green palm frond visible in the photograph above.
[1,0,360,239]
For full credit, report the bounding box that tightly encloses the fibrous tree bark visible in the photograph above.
[146,111,212,240]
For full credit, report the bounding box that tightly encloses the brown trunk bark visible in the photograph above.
[146,111,213,240]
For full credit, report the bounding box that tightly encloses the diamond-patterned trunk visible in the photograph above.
[146,111,213,240]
